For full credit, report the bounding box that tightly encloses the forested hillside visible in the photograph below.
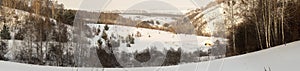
[186,0,300,56]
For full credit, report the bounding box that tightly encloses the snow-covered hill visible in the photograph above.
[120,14,176,25]
[87,24,226,53]
[1,40,299,71]
[0,6,225,67]
[0,6,59,29]
[185,0,255,36]
[119,14,179,33]
[185,4,226,36]
[71,24,227,67]
[0,6,75,66]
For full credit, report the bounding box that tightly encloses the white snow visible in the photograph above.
[1,41,299,71]
[87,24,226,53]
[120,14,177,26]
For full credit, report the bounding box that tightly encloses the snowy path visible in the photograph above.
[1,41,299,71]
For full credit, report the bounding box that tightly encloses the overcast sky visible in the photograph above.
[57,0,213,11]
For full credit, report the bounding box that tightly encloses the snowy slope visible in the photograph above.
[0,6,75,62]
[87,24,226,53]
[185,0,257,36]
[1,41,299,71]
[185,4,227,36]
[120,14,176,24]
[0,6,58,28]
[120,14,178,28]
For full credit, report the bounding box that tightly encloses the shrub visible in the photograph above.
[0,41,8,60]
[97,39,103,46]
[101,31,108,40]
[14,29,25,40]
[0,25,11,40]
[163,23,170,27]
[134,49,151,63]
[104,24,109,31]
[136,21,152,29]
[156,21,160,25]
[96,28,101,36]
[161,48,182,66]
[126,35,134,44]
[96,47,122,68]
[126,43,131,47]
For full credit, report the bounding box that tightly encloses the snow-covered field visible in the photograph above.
[87,24,226,53]
[1,40,299,71]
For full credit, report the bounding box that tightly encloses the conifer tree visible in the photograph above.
[104,24,109,31]
[0,25,11,40]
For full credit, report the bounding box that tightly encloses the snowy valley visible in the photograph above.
[1,0,300,71]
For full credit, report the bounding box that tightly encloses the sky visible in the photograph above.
[56,0,213,11]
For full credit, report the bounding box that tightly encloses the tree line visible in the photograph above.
[1,0,76,25]
[0,0,73,66]
[226,0,300,56]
